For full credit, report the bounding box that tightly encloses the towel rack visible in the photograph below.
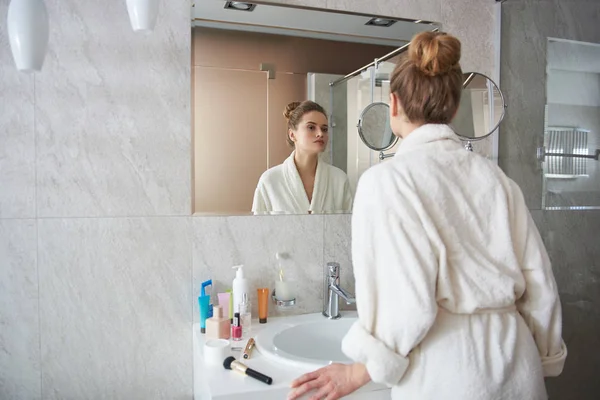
[538,127,598,179]
[537,147,600,162]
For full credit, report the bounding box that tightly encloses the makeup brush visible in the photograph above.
[223,356,273,385]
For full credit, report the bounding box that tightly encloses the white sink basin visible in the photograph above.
[254,312,357,370]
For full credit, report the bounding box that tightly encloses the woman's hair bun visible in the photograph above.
[408,31,461,77]
[283,101,302,120]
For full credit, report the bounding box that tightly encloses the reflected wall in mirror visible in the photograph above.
[192,1,439,215]
[451,72,506,144]
[541,38,600,210]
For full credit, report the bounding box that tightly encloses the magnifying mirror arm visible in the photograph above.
[379,152,395,161]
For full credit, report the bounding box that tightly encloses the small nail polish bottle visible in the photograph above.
[232,312,242,341]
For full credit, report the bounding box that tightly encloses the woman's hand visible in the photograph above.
[287,363,371,400]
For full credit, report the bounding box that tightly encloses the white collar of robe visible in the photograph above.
[396,124,461,155]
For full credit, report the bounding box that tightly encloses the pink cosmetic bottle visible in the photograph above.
[206,305,231,340]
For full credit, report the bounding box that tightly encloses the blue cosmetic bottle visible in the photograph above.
[199,279,213,334]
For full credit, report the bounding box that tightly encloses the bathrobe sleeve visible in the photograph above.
[341,168,439,387]
[510,181,567,377]
[251,181,269,215]
[342,176,353,212]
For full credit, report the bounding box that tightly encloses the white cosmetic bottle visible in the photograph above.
[232,265,249,314]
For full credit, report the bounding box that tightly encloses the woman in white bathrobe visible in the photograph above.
[252,101,353,215]
[288,32,566,400]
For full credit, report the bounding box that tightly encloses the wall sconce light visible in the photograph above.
[7,0,49,73]
[126,0,159,33]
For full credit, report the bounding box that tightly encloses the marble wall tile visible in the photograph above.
[502,2,600,397]
[192,215,324,321]
[0,219,41,400]
[499,3,555,209]
[35,0,191,218]
[323,214,355,311]
[0,0,36,219]
[326,0,441,22]
[37,217,192,399]
[531,210,600,399]
[499,0,600,209]
[441,0,495,76]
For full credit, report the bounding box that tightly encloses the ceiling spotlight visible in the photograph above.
[224,2,256,11]
[365,17,397,27]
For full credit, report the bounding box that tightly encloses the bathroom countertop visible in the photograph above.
[193,313,391,400]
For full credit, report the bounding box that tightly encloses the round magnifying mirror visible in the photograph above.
[357,102,397,151]
[451,72,507,141]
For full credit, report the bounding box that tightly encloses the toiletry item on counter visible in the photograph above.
[204,339,230,366]
[226,289,233,323]
[199,279,213,334]
[274,252,295,301]
[242,338,256,360]
[206,305,231,340]
[275,279,295,301]
[217,292,231,321]
[223,356,273,385]
[232,312,242,341]
[257,288,269,324]
[239,293,251,337]
[232,265,249,314]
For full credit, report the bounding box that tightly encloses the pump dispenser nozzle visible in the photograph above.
[232,265,245,278]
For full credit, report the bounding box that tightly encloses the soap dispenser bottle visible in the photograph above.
[232,265,249,314]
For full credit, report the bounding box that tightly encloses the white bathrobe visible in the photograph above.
[252,152,353,215]
[341,124,567,399]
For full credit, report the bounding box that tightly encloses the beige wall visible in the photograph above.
[192,27,397,75]
[192,27,396,214]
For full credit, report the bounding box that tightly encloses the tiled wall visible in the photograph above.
[500,0,600,398]
[0,0,495,398]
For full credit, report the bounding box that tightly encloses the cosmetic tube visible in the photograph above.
[227,289,234,323]
[199,279,213,333]
[217,292,231,320]
[199,295,210,334]
[257,288,269,324]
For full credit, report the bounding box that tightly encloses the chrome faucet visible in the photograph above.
[323,262,356,319]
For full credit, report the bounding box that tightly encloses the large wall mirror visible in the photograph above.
[192,1,440,216]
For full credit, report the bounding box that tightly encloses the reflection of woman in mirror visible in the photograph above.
[252,101,353,215]
[289,32,565,399]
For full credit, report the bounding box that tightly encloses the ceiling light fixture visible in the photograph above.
[126,0,159,33]
[224,2,257,12]
[7,0,49,73]
[365,17,397,28]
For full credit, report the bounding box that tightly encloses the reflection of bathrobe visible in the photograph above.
[342,124,566,399]
[252,152,353,215]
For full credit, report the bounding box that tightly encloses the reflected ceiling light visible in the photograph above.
[365,17,397,27]
[7,0,49,73]
[126,0,159,33]
[225,2,256,12]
